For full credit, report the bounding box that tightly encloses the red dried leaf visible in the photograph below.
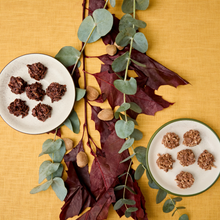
[88,0,106,16]
[67,64,81,88]
[47,127,61,137]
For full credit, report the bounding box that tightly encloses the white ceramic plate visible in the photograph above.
[146,118,220,196]
[0,53,75,134]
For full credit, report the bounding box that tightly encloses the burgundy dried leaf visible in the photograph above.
[77,188,116,220]
[47,127,61,137]
[67,64,81,88]
[94,93,107,103]
[88,0,106,16]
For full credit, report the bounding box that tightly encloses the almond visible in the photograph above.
[86,86,99,101]
[114,42,124,50]
[97,109,114,121]
[76,151,88,168]
[106,44,117,56]
[62,138,74,151]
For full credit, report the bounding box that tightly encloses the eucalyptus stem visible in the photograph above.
[104,0,109,9]
[123,159,133,203]
[168,194,181,217]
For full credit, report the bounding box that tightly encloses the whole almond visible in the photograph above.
[62,138,74,151]
[114,42,124,50]
[106,44,117,56]
[76,151,88,168]
[97,109,114,121]
[86,86,99,101]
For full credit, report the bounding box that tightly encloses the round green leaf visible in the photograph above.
[134,146,146,165]
[120,113,138,125]
[93,9,113,36]
[133,32,148,53]
[49,140,66,163]
[116,103,131,113]
[51,177,67,201]
[125,210,131,218]
[130,128,143,140]
[112,51,130,72]
[148,180,159,189]
[122,0,149,13]
[47,164,64,181]
[129,102,142,113]
[115,120,135,139]
[163,199,175,213]
[115,27,136,47]
[126,17,146,29]
[110,0,116,7]
[156,188,167,204]
[77,15,100,43]
[55,46,81,67]
[30,179,53,194]
[179,214,189,220]
[76,88,86,101]
[63,109,80,134]
[114,77,137,95]
[39,139,62,157]
[134,164,145,180]
[118,138,135,153]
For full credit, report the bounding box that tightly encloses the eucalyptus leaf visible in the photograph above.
[115,27,136,47]
[130,58,146,67]
[156,188,167,204]
[38,161,60,184]
[125,210,131,218]
[114,77,137,95]
[122,0,149,14]
[51,177,67,201]
[125,185,136,194]
[63,109,80,134]
[126,16,146,29]
[148,180,159,189]
[146,168,154,184]
[77,15,100,43]
[30,179,53,194]
[110,0,116,7]
[93,9,113,37]
[126,207,138,212]
[134,146,146,166]
[47,164,64,181]
[114,199,124,210]
[49,141,66,163]
[133,32,148,53]
[114,185,125,191]
[118,172,133,181]
[172,207,186,217]
[115,120,135,139]
[119,14,135,31]
[123,199,136,205]
[163,199,175,213]
[114,111,120,119]
[129,102,142,113]
[39,139,62,157]
[173,197,182,202]
[120,113,138,125]
[130,128,143,140]
[55,46,81,67]
[112,51,130,72]
[134,164,145,180]
[179,214,189,220]
[118,138,135,153]
[116,103,131,113]
[76,88,86,101]
[120,153,135,163]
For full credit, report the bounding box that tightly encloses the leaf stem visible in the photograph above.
[53,128,58,142]
[104,0,109,9]
[123,159,133,199]
[167,194,181,217]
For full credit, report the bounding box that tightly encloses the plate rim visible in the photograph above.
[146,117,220,197]
[0,53,75,135]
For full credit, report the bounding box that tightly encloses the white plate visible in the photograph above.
[0,53,75,134]
[146,118,220,196]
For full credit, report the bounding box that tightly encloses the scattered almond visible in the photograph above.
[86,86,99,101]
[97,109,114,121]
[106,44,117,56]
[76,151,88,168]
[62,138,74,151]
[114,42,124,50]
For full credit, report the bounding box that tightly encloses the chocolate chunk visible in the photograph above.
[8,98,29,118]
[27,62,47,80]
[25,82,45,101]
[8,76,27,94]
[32,103,52,122]
[46,82,67,102]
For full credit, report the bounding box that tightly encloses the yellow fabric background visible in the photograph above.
[0,0,220,219]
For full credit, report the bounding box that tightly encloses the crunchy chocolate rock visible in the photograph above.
[46,82,67,103]
[183,129,201,147]
[162,132,180,149]
[175,171,195,189]
[156,153,175,172]
[27,62,47,80]
[32,103,52,122]
[8,98,29,118]
[177,149,196,167]
[8,76,27,94]
[198,150,216,170]
[25,82,45,101]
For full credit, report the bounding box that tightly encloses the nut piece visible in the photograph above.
[162,132,180,149]
[114,42,124,50]
[175,171,195,189]
[198,150,216,170]
[183,129,201,147]
[156,153,175,172]
[76,151,88,168]
[97,109,114,121]
[106,44,117,56]
[86,86,99,101]
[62,138,74,151]
[177,149,196,167]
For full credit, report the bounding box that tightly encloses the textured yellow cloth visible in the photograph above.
[1,0,220,220]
